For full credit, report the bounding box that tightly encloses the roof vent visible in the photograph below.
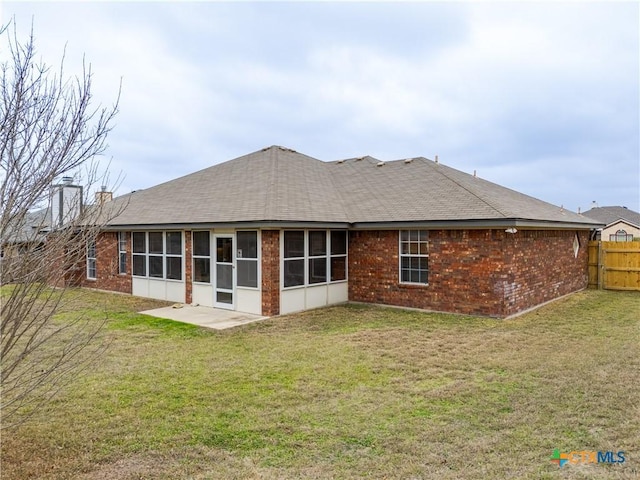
[473,170,477,178]
[356,156,364,161]
[377,161,385,167]
[435,155,439,164]
[336,159,345,164]
[404,158,413,164]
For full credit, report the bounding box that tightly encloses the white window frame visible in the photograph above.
[192,230,212,284]
[282,230,348,290]
[610,229,633,242]
[330,230,348,282]
[399,230,429,285]
[131,231,184,281]
[132,231,147,277]
[87,239,97,280]
[283,230,306,288]
[118,232,127,275]
[308,230,328,284]
[165,231,183,281]
[236,230,260,290]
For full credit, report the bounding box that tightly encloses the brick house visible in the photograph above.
[78,146,600,318]
[582,206,640,242]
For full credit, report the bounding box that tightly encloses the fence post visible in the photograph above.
[598,241,603,290]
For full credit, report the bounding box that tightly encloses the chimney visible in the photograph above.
[95,185,113,205]
[51,178,83,228]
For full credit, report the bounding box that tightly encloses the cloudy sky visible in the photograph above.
[2,1,639,213]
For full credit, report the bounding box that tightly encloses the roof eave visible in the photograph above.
[102,220,352,231]
[102,218,603,231]
[350,218,604,230]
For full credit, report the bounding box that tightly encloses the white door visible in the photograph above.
[214,235,234,309]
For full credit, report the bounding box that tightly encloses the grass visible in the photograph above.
[1,288,639,479]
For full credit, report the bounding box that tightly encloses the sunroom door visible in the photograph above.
[214,235,234,309]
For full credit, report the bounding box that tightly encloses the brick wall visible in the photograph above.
[261,230,280,316]
[348,229,589,318]
[79,232,131,294]
[502,230,589,316]
[45,233,86,288]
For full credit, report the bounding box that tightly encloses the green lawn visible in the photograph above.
[2,289,639,479]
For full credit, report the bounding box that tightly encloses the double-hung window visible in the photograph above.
[237,231,258,288]
[283,230,348,288]
[132,232,183,280]
[118,232,127,274]
[400,230,429,284]
[87,239,97,279]
[192,231,211,283]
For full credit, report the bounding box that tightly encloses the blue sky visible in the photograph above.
[2,1,639,213]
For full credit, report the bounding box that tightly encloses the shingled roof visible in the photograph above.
[582,206,640,228]
[104,146,600,229]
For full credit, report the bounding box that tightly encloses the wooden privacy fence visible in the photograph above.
[588,241,640,291]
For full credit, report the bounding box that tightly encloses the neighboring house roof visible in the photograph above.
[3,208,50,244]
[103,146,601,230]
[582,206,640,229]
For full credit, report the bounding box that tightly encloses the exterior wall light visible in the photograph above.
[505,228,518,234]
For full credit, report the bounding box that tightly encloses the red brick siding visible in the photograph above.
[502,230,589,316]
[79,232,131,294]
[261,230,280,316]
[348,229,589,318]
[46,233,86,288]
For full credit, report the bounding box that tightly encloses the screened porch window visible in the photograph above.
[237,231,258,288]
[192,231,211,283]
[131,232,183,280]
[283,230,348,288]
[284,231,305,287]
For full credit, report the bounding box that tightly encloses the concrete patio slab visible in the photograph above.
[140,304,269,330]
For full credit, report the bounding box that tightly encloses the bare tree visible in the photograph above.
[0,21,121,429]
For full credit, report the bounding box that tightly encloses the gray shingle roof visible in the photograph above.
[582,206,640,228]
[3,208,50,244]
[104,146,600,229]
